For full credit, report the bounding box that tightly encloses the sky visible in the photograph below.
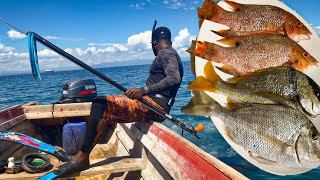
[0,0,319,72]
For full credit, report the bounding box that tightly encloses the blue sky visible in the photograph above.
[0,0,319,72]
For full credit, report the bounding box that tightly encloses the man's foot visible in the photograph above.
[73,150,90,163]
[53,151,90,171]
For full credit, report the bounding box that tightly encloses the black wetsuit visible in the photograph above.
[145,46,184,110]
[80,46,183,153]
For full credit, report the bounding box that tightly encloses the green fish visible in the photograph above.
[182,92,320,175]
[188,61,320,117]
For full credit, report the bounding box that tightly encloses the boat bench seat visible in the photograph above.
[0,157,144,179]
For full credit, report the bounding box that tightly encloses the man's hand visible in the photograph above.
[125,87,144,99]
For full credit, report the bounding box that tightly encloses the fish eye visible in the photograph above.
[303,52,309,58]
[296,22,302,27]
[312,133,319,140]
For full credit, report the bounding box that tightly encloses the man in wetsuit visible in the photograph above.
[67,24,184,170]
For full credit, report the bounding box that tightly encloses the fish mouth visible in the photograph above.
[293,34,311,42]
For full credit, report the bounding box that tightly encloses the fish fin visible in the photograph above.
[216,64,241,77]
[282,62,292,67]
[187,76,217,92]
[225,97,241,110]
[223,127,236,143]
[211,29,231,37]
[217,37,238,47]
[248,151,278,165]
[283,145,295,155]
[226,68,271,84]
[181,99,214,116]
[276,27,285,35]
[181,91,221,116]
[189,40,197,75]
[226,73,257,84]
[198,18,204,28]
[204,61,222,84]
[198,0,225,20]
[187,41,206,56]
[222,0,243,12]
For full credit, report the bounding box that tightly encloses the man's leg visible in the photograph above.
[73,97,108,163]
[73,95,165,164]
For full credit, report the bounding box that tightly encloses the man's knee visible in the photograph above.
[90,97,108,120]
[92,96,108,105]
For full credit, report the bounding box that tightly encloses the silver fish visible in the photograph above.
[182,92,320,175]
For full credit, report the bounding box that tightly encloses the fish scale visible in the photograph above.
[188,34,318,76]
[198,0,311,42]
[215,104,314,168]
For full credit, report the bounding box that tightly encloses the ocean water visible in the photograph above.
[0,61,319,179]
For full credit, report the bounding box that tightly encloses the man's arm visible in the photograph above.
[144,52,181,95]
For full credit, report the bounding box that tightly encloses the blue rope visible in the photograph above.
[27,32,41,80]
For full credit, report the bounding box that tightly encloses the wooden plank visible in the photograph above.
[0,105,24,125]
[80,157,143,176]
[24,103,92,120]
[0,114,26,131]
[121,123,189,180]
[116,124,171,180]
[0,157,143,180]
[133,122,247,180]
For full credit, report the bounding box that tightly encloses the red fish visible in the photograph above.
[188,34,318,76]
[198,0,312,42]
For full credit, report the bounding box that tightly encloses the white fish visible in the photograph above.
[182,91,320,175]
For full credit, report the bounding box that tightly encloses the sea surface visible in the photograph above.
[0,61,319,179]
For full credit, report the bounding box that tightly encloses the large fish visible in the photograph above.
[182,93,320,175]
[188,61,320,117]
[187,34,318,76]
[198,0,312,42]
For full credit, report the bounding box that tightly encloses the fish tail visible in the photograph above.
[187,76,217,92]
[187,61,222,92]
[187,41,224,63]
[181,91,222,116]
[204,60,222,83]
[198,0,225,21]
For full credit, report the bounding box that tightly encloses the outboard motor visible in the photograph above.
[58,79,97,104]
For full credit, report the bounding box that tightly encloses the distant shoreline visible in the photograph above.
[0,59,189,77]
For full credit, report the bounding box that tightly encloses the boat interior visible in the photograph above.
[0,102,247,180]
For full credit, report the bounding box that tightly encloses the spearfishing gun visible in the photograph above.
[0,18,205,139]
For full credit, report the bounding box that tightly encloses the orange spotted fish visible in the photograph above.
[198,0,312,42]
[188,34,318,76]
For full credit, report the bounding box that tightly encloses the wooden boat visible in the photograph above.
[0,102,248,179]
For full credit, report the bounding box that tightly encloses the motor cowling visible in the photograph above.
[58,79,97,104]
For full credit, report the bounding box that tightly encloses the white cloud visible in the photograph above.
[44,35,83,41]
[44,36,61,40]
[0,43,15,52]
[161,0,198,10]
[130,3,146,9]
[314,26,320,35]
[38,49,57,57]
[173,28,196,49]
[88,42,114,46]
[7,30,26,40]
[127,31,152,51]
[0,28,195,72]
[64,48,73,54]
